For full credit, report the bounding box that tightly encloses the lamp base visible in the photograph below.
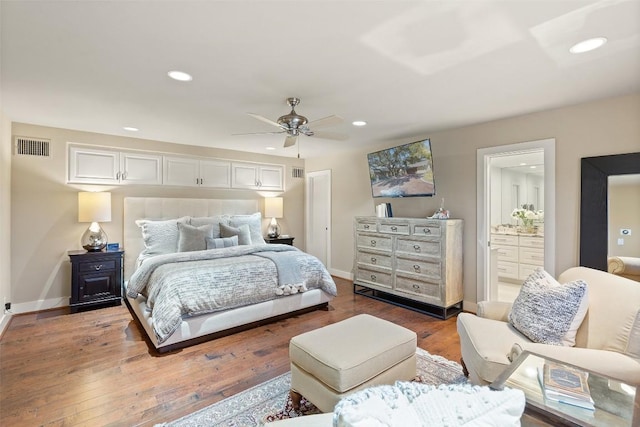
[81,222,108,252]
[267,217,281,238]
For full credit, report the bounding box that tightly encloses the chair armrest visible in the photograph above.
[476,301,513,321]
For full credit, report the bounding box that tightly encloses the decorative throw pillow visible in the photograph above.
[220,223,252,245]
[205,235,239,250]
[190,215,230,239]
[229,213,266,245]
[625,310,640,359]
[177,223,214,252]
[136,217,189,257]
[508,269,589,346]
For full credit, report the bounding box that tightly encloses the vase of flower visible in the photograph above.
[511,207,543,234]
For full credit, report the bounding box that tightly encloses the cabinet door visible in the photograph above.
[68,146,119,184]
[163,156,200,187]
[231,163,260,189]
[200,159,231,188]
[120,152,163,185]
[258,165,284,191]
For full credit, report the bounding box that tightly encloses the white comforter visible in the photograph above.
[127,245,337,343]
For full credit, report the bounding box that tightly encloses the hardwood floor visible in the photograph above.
[0,277,462,426]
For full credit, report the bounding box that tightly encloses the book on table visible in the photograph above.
[538,361,595,411]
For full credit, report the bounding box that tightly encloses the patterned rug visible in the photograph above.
[160,348,467,427]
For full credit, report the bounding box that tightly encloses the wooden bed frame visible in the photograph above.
[122,197,333,353]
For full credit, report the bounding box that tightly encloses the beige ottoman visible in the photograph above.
[289,314,417,413]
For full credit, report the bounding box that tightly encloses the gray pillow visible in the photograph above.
[205,235,239,250]
[220,223,252,245]
[229,212,266,245]
[136,216,189,256]
[190,215,230,239]
[177,223,214,252]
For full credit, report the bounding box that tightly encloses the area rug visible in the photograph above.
[159,348,466,427]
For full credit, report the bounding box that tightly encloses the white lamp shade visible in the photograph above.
[78,192,112,223]
[264,197,283,219]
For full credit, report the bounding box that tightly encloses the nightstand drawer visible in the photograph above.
[79,260,116,273]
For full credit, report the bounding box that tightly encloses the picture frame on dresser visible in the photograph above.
[353,217,463,319]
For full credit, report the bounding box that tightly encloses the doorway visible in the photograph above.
[476,139,556,303]
[305,170,332,268]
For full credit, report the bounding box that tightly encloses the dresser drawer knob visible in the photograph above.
[423,228,431,234]
[371,257,377,264]
[391,226,397,231]
[94,264,103,271]
[413,265,420,271]
[412,284,420,290]
[370,274,377,281]
[364,224,370,229]
[371,240,377,247]
[413,245,421,252]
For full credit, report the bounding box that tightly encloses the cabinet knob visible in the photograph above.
[412,284,420,290]
[371,257,377,264]
[364,224,370,229]
[94,264,103,271]
[413,264,420,271]
[423,228,431,234]
[370,240,376,247]
[413,245,421,252]
[370,274,377,281]
[391,226,397,231]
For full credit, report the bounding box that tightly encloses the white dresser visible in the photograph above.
[353,217,463,319]
[491,233,544,281]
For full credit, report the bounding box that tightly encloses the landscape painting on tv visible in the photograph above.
[367,139,436,198]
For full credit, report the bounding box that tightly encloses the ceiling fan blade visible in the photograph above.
[308,115,343,129]
[247,113,283,129]
[310,131,349,141]
[284,135,298,148]
[232,131,285,136]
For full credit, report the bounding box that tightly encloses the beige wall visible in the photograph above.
[608,181,640,257]
[307,93,640,305]
[1,111,11,321]
[10,123,304,310]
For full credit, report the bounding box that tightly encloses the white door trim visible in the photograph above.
[305,169,332,270]
[476,139,556,302]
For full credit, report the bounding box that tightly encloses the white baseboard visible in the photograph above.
[0,312,12,337]
[329,268,352,281]
[11,297,68,314]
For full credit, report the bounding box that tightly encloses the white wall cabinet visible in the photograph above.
[163,156,231,188]
[491,233,544,281]
[68,145,162,185]
[231,162,284,191]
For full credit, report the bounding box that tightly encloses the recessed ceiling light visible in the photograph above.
[265,146,276,151]
[123,126,139,132]
[569,37,607,54]
[530,166,537,169]
[352,120,367,127]
[168,70,193,81]
[519,163,527,166]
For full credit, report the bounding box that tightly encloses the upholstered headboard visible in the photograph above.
[123,197,260,280]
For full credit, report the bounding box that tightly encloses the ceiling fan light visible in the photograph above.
[569,37,607,54]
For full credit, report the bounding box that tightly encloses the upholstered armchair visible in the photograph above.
[457,267,640,386]
[608,256,640,282]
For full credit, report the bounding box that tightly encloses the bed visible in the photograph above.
[123,197,337,353]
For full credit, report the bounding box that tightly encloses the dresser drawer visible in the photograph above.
[79,260,117,273]
[519,236,544,249]
[413,224,441,237]
[356,233,392,252]
[519,247,544,266]
[396,237,440,257]
[355,267,392,289]
[395,275,440,300]
[356,251,392,269]
[379,222,410,235]
[491,234,518,246]
[396,257,440,279]
[493,244,518,262]
[519,264,541,280]
[355,220,377,232]
[496,261,518,279]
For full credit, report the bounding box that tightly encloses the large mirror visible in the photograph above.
[580,152,640,271]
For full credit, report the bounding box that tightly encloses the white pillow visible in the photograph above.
[508,269,589,346]
[190,215,230,239]
[177,223,214,252]
[229,212,266,245]
[220,223,252,245]
[135,217,189,257]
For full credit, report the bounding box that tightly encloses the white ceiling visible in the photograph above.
[2,1,639,159]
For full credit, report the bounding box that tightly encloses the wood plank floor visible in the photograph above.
[0,277,462,427]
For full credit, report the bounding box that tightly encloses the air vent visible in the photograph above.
[15,137,50,157]
[292,167,304,178]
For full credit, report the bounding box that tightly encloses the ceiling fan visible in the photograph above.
[237,97,346,148]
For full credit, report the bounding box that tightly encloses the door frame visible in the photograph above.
[305,169,332,270]
[476,138,556,302]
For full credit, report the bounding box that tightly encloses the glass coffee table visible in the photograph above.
[490,351,638,426]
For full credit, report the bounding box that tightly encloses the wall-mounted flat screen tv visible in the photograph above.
[367,138,436,198]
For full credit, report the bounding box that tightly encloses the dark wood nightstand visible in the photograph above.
[68,249,123,313]
[265,236,295,246]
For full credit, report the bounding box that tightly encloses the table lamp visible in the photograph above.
[78,191,111,251]
[264,197,283,238]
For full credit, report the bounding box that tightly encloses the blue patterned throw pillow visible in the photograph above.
[508,269,589,346]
